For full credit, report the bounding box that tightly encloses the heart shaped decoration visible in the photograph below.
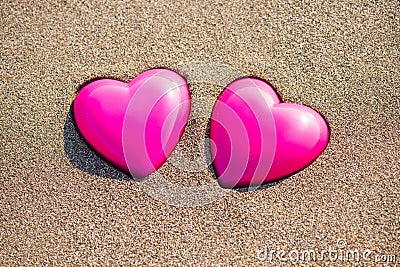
[210,78,329,188]
[73,68,190,178]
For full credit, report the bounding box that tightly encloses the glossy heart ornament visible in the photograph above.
[73,68,190,178]
[210,78,329,188]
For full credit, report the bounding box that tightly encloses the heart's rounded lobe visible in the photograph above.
[267,103,329,181]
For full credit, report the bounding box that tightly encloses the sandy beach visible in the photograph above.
[1,1,399,266]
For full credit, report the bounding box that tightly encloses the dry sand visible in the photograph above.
[1,0,399,266]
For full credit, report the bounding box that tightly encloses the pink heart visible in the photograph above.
[73,68,190,178]
[210,78,329,188]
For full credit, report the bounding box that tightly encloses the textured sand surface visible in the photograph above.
[1,0,399,266]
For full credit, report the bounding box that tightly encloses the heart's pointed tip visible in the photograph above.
[129,172,149,181]
[217,176,267,189]
[217,177,237,189]
[124,163,157,179]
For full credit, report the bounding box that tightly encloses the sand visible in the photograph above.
[1,0,399,266]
